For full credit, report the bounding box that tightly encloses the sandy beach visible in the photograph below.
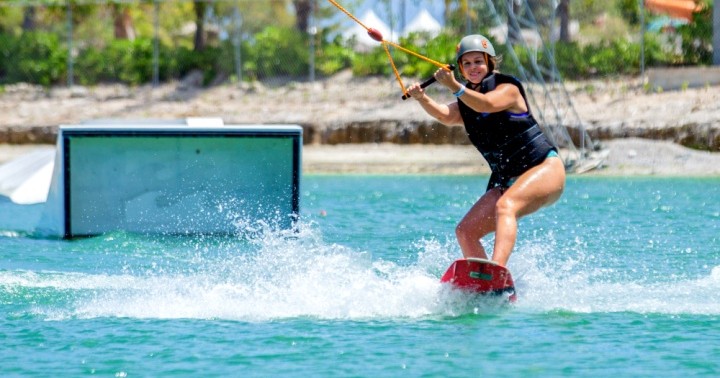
[300,139,720,176]
[1,70,720,176]
[3,137,720,176]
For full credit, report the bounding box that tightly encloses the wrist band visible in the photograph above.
[453,87,466,97]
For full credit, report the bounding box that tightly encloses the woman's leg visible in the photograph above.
[491,157,566,266]
[455,187,503,259]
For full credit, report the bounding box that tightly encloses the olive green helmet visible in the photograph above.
[455,34,496,63]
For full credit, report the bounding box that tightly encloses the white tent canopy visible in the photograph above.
[343,10,396,51]
[403,8,442,37]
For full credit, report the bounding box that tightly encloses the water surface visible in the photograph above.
[1,175,719,376]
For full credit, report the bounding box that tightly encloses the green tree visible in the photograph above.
[615,0,640,26]
[443,0,473,31]
[570,0,604,24]
[677,1,713,65]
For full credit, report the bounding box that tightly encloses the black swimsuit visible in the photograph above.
[457,73,557,191]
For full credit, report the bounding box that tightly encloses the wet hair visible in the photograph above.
[486,53,497,73]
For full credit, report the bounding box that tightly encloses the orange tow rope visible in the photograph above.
[327,0,451,97]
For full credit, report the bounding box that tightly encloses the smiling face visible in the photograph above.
[459,51,489,84]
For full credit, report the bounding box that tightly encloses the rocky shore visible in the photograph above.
[1,69,719,175]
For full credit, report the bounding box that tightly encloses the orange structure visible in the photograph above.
[645,0,703,21]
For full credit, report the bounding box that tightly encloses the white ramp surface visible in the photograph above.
[0,147,55,205]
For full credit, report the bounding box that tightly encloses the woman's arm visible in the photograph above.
[457,83,527,114]
[409,88,463,126]
[434,68,528,114]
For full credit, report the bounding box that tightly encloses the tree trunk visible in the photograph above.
[22,6,36,31]
[714,1,720,65]
[293,0,312,32]
[558,0,570,42]
[193,1,207,51]
[444,0,451,26]
[113,5,136,40]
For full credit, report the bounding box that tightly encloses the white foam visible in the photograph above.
[509,241,720,315]
[5,226,719,320]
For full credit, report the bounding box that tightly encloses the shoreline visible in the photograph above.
[1,72,719,176]
[302,139,720,176]
[3,138,720,176]
[1,72,719,150]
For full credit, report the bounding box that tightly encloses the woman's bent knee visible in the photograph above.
[494,196,517,218]
[455,221,471,241]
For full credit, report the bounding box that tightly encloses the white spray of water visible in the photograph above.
[510,240,720,315]
[3,223,719,320]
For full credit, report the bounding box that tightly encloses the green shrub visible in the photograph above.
[642,33,672,67]
[244,26,309,79]
[350,46,391,76]
[552,42,589,78]
[175,45,227,85]
[76,38,177,85]
[0,16,708,87]
[399,31,459,78]
[0,34,13,82]
[75,46,108,84]
[585,39,641,76]
[316,35,355,76]
[119,38,157,84]
[0,32,66,86]
[615,0,641,26]
[677,3,713,65]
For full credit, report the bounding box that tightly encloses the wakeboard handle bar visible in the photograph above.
[401,64,456,100]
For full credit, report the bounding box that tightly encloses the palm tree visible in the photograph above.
[193,0,208,51]
[443,0,470,28]
[557,0,571,42]
[112,3,136,40]
[293,0,313,32]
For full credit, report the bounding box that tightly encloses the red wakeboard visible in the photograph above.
[440,258,517,302]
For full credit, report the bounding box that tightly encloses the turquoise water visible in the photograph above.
[1,175,719,376]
